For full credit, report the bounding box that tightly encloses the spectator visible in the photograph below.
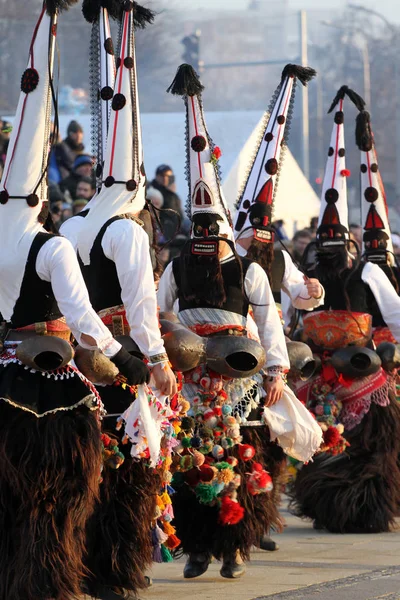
[292,229,312,264]
[53,120,85,180]
[308,216,319,235]
[150,164,183,241]
[59,154,94,201]
[61,202,73,222]
[73,198,89,215]
[48,181,66,206]
[272,219,289,241]
[349,223,363,252]
[76,176,95,200]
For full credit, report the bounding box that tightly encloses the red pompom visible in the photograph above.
[323,425,341,448]
[185,468,202,487]
[165,534,181,550]
[238,444,256,462]
[213,407,222,417]
[212,146,222,160]
[340,169,351,177]
[219,496,245,525]
[252,462,263,472]
[199,465,215,482]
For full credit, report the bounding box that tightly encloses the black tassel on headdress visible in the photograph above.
[355,110,373,152]
[167,64,205,97]
[82,0,123,22]
[328,85,365,113]
[45,0,78,16]
[132,1,156,28]
[281,64,317,86]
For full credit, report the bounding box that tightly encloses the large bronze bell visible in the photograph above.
[160,318,266,378]
[286,341,316,381]
[16,336,74,372]
[74,346,119,385]
[376,342,400,372]
[330,346,381,378]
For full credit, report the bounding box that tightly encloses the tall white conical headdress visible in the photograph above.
[317,86,365,248]
[77,2,154,265]
[234,64,316,243]
[355,110,394,265]
[167,64,234,254]
[83,0,121,191]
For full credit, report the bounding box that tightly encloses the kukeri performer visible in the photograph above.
[232,63,323,551]
[157,64,321,579]
[290,86,400,534]
[0,2,146,599]
[61,3,178,599]
[355,107,400,345]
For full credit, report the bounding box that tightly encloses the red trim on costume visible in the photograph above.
[190,96,203,179]
[108,10,129,177]
[331,98,343,189]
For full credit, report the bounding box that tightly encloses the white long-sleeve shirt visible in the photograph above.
[362,261,400,341]
[32,235,120,357]
[98,219,165,358]
[157,255,290,370]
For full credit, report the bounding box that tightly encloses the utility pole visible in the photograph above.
[299,10,310,180]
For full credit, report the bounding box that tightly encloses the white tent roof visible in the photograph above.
[223,115,320,238]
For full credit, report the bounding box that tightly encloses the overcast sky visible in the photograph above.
[185,0,400,23]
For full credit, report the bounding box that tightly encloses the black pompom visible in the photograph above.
[334,111,344,125]
[242,200,251,209]
[82,0,123,23]
[104,37,115,55]
[0,191,9,205]
[124,56,134,69]
[167,64,204,97]
[280,64,317,86]
[277,115,286,125]
[191,135,207,152]
[364,186,379,203]
[265,132,274,142]
[21,68,39,94]
[328,85,365,114]
[371,163,378,173]
[355,110,373,152]
[325,188,339,204]
[328,147,334,156]
[46,0,79,16]
[104,176,115,187]
[265,158,278,175]
[360,164,367,173]
[26,193,39,207]
[100,86,114,101]
[126,179,137,191]
[338,148,345,158]
[112,93,126,111]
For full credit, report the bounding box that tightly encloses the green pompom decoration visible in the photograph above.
[195,483,218,505]
[161,545,173,562]
[181,416,195,432]
[215,461,233,471]
[172,472,185,487]
[181,437,192,448]
[199,440,213,455]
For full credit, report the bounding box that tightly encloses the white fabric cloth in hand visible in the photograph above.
[263,385,322,462]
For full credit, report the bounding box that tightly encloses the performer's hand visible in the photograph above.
[151,363,178,397]
[263,376,284,407]
[304,276,323,299]
[110,347,150,385]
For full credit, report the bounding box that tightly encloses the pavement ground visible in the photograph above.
[142,503,400,600]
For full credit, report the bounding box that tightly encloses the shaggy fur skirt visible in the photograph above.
[173,426,287,561]
[290,393,400,533]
